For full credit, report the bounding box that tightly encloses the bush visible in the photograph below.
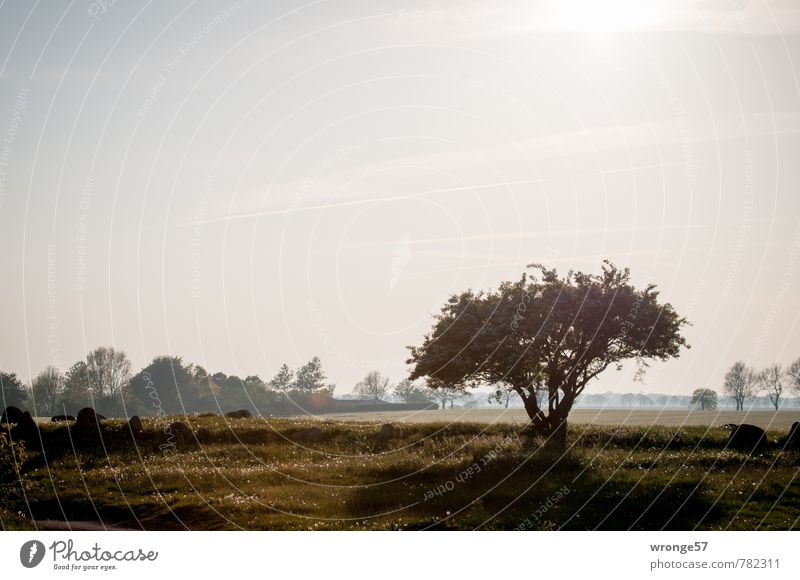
[0,431,27,499]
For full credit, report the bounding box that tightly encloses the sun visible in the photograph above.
[532,0,660,35]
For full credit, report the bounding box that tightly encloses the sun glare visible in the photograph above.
[532,0,660,35]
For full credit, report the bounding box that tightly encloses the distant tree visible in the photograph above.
[430,385,466,410]
[635,393,653,407]
[723,361,758,411]
[393,379,435,405]
[787,357,800,398]
[490,385,520,408]
[30,366,64,416]
[690,388,718,411]
[85,346,133,398]
[294,357,331,393]
[244,375,267,391]
[61,361,91,412]
[0,371,28,410]
[758,364,785,411]
[269,364,295,391]
[128,356,200,415]
[655,395,669,408]
[189,364,219,407]
[408,262,689,446]
[583,393,609,407]
[621,393,636,408]
[353,370,391,401]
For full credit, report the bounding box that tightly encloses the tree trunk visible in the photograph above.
[546,407,569,449]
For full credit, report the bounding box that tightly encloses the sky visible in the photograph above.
[0,0,799,396]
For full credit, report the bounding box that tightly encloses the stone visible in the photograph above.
[783,421,800,450]
[74,407,103,430]
[11,411,41,447]
[195,427,212,444]
[1,406,24,424]
[376,423,397,441]
[168,421,193,444]
[225,409,252,419]
[722,423,767,452]
[128,415,144,438]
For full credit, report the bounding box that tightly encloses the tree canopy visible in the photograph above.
[408,262,689,443]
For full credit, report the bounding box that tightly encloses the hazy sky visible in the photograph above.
[1,0,799,396]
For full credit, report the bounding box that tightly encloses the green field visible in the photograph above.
[316,408,800,429]
[3,411,798,531]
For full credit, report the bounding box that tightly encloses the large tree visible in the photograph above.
[723,361,758,411]
[353,370,391,401]
[30,366,64,416]
[758,363,785,411]
[408,262,689,445]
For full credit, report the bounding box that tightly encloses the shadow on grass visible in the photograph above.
[344,444,725,530]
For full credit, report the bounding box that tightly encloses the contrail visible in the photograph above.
[168,162,685,230]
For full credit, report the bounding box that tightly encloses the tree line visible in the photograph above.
[0,349,336,417]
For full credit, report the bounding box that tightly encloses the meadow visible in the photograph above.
[3,409,798,531]
[317,408,800,429]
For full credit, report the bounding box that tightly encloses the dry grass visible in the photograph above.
[5,414,798,531]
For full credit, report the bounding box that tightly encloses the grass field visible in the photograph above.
[315,408,800,429]
[3,411,798,531]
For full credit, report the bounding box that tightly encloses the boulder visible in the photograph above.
[74,407,103,430]
[168,421,193,444]
[11,411,41,447]
[127,415,144,438]
[1,406,24,424]
[50,415,76,423]
[783,421,800,451]
[225,409,252,419]
[376,423,397,441]
[722,423,767,452]
[195,427,212,444]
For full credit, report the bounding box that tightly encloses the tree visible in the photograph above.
[431,385,466,410]
[353,370,391,401]
[0,371,28,410]
[294,357,330,393]
[85,346,133,398]
[408,262,689,445]
[128,356,200,416]
[723,361,758,411]
[621,393,636,408]
[30,366,64,416]
[490,385,520,408]
[758,364,785,411]
[269,364,295,391]
[787,357,800,398]
[393,379,434,405]
[690,388,718,411]
[61,361,91,413]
